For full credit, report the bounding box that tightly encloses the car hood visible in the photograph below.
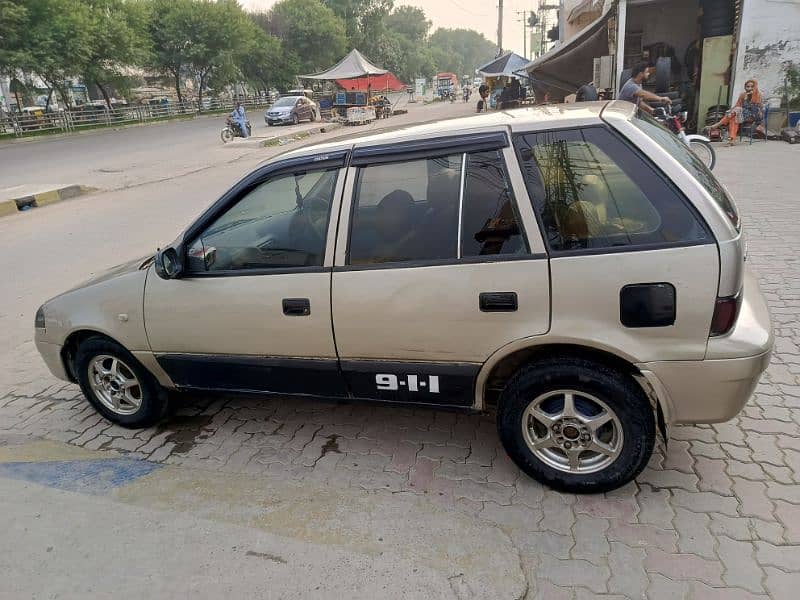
[66,254,154,293]
[268,107,292,113]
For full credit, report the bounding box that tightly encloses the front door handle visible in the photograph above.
[479,292,518,312]
[282,298,310,316]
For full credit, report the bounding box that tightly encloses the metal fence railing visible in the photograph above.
[0,95,274,138]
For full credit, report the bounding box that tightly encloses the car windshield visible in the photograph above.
[632,112,740,231]
[273,97,297,107]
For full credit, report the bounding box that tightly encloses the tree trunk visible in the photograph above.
[13,88,22,112]
[197,73,205,112]
[173,69,184,106]
[97,82,112,109]
[44,88,54,111]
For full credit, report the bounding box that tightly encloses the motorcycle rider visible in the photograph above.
[619,62,672,115]
[230,100,248,138]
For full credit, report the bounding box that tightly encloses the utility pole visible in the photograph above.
[497,0,504,56]
[516,11,528,59]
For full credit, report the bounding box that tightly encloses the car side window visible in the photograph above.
[461,150,528,257]
[514,128,710,252]
[187,169,338,273]
[348,155,462,264]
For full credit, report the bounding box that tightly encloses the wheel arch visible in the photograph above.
[475,340,669,439]
[60,329,125,382]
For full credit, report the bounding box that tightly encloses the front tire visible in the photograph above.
[75,337,168,428]
[497,357,655,493]
[220,128,234,143]
[689,139,716,170]
[292,113,299,126]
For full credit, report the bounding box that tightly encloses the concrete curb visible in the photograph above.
[260,122,343,148]
[0,184,96,218]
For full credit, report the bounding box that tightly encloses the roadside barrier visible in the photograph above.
[0,96,274,138]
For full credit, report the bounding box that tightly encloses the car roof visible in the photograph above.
[275,101,632,162]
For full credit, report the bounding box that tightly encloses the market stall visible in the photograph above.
[300,49,405,125]
[477,52,533,109]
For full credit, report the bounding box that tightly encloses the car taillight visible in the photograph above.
[710,293,741,337]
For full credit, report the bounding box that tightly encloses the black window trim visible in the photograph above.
[344,146,535,271]
[179,151,347,278]
[512,124,715,257]
[350,131,508,166]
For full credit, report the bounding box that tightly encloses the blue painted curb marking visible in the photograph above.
[0,458,162,495]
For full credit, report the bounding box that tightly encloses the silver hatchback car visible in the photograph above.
[35,102,772,493]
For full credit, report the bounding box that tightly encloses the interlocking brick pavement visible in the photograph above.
[2,142,799,598]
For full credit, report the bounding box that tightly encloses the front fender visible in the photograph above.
[685,133,711,143]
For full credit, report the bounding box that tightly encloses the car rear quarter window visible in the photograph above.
[514,127,711,253]
[631,112,740,230]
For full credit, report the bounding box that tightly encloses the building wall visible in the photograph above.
[625,0,701,80]
[733,0,800,102]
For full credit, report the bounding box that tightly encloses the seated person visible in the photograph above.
[707,79,764,145]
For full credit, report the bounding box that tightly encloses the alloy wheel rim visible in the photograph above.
[521,389,623,474]
[690,141,713,167]
[88,354,143,416]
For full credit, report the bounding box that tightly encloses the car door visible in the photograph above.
[330,133,551,407]
[144,153,348,396]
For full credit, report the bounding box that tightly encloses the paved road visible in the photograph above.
[1,112,799,598]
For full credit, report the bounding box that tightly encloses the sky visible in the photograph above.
[238,0,540,58]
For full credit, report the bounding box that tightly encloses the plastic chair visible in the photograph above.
[739,104,768,144]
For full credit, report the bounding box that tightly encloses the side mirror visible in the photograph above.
[154,247,183,280]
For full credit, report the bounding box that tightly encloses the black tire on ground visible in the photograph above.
[75,337,168,428]
[496,357,656,494]
[292,113,299,125]
[654,57,671,93]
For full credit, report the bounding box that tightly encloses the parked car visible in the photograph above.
[35,101,772,493]
[265,95,316,126]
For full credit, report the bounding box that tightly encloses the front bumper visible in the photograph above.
[638,266,773,424]
[35,339,71,382]
[265,114,291,124]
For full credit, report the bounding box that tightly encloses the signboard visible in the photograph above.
[335,92,346,105]
[415,78,426,96]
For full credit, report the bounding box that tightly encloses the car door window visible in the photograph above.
[514,128,710,252]
[187,169,338,273]
[461,150,528,257]
[348,155,462,264]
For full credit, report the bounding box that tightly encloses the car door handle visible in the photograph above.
[479,292,518,312]
[282,298,310,316]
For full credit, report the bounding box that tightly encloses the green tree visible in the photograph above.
[0,0,28,76]
[384,5,429,43]
[146,0,194,103]
[23,0,94,108]
[241,18,295,93]
[266,0,348,74]
[430,28,496,78]
[322,0,392,54]
[81,0,150,108]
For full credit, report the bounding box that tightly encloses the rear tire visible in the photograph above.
[497,357,655,493]
[75,337,168,428]
[689,139,716,170]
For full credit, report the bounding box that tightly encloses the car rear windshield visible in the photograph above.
[631,112,740,231]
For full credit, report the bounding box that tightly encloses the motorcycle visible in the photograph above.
[220,117,252,143]
[653,104,716,170]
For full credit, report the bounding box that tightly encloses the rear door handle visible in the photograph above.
[479,292,518,312]
[282,298,310,316]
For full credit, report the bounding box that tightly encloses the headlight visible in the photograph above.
[35,306,46,329]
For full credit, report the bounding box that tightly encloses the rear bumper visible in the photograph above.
[640,350,771,424]
[638,266,773,424]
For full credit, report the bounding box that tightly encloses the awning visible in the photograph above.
[336,72,406,92]
[301,49,387,80]
[526,2,613,100]
[477,52,533,79]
